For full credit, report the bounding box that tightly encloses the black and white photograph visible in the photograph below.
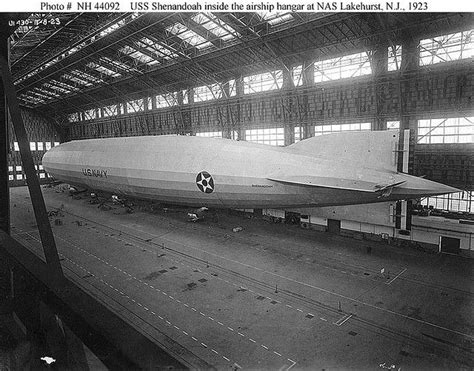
[0,5,473,370]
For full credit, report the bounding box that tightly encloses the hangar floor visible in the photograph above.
[9,185,474,370]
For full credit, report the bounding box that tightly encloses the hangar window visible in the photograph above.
[156,93,178,108]
[388,45,402,71]
[245,128,285,146]
[294,126,303,142]
[182,90,189,105]
[195,131,223,138]
[127,98,144,113]
[194,84,222,102]
[37,142,44,151]
[314,122,371,136]
[419,29,474,66]
[68,113,80,122]
[16,174,23,180]
[84,109,96,120]
[422,191,473,213]
[40,173,45,179]
[8,166,13,172]
[102,105,118,117]
[243,71,283,94]
[292,65,303,87]
[54,142,60,147]
[228,79,237,97]
[417,117,473,144]
[14,142,19,151]
[15,166,22,172]
[387,121,400,130]
[30,142,36,151]
[9,175,13,181]
[45,142,51,151]
[314,52,372,82]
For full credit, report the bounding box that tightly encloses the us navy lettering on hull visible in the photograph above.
[82,168,108,178]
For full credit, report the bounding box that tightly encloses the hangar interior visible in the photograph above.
[5,12,474,252]
[0,11,473,370]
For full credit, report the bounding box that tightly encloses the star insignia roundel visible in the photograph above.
[196,171,215,194]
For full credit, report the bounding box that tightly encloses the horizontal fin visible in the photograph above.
[268,177,407,196]
[267,176,376,193]
[374,180,406,198]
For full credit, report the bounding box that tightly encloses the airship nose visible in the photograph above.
[394,174,461,198]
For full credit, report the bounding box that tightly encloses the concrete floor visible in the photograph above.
[8,185,474,370]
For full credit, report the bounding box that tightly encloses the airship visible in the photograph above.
[42,131,458,209]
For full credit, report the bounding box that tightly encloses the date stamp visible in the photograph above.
[8,17,61,28]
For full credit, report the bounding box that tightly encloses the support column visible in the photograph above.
[302,61,314,86]
[399,35,418,132]
[0,36,8,234]
[221,82,232,139]
[235,77,245,140]
[372,43,388,131]
[0,47,64,287]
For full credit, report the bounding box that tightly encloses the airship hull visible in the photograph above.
[42,134,458,209]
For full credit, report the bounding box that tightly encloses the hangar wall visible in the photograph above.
[69,62,473,134]
[7,109,62,186]
[67,62,473,189]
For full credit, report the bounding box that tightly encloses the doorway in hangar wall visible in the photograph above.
[327,219,341,234]
[440,236,461,254]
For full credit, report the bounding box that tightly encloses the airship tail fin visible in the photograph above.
[288,131,399,171]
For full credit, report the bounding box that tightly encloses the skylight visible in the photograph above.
[120,44,160,65]
[99,14,139,37]
[32,89,57,100]
[166,22,213,49]
[28,91,49,101]
[100,57,135,71]
[43,82,71,94]
[70,69,103,84]
[50,79,81,92]
[20,94,45,105]
[191,13,239,42]
[86,62,121,77]
[62,73,93,86]
[258,12,294,26]
[36,87,60,98]
[139,37,180,60]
